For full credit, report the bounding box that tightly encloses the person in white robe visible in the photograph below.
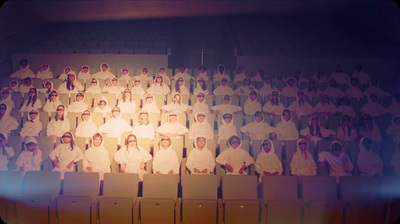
[193,77,209,96]
[92,63,116,80]
[118,67,132,82]
[133,68,152,85]
[358,113,382,142]
[118,88,136,114]
[49,132,84,179]
[0,88,15,110]
[276,109,299,141]
[0,104,18,136]
[186,137,215,174]
[216,135,255,175]
[303,79,321,99]
[213,77,234,95]
[75,110,98,138]
[240,111,277,142]
[21,88,43,113]
[387,93,400,117]
[172,66,194,81]
[288,90,314,118]
[262,90,285,116]
[10,59,35,79]
[314,94,337,117]
[391,143,400,176]
[189,112,214,140]
[20,109,42,137]
[217,113,238,144]
[234,77,257,96]
[58,67,72,80]
[192,93,210,114]
[131,79,146,100]
[132,111,155,141]
[85,78,102,95]
[386,116,400,145]
[16,136,42,175]
[38,80,55,96]
[142,94,160,113]
[58,71,84,94]
[281,77,300,97]
[153,136,180,174]
[146,74,170,95]
[318,140,353,182]
[364,77,391,99]
[243,90,262,116]
[360,92,387,117]
[67,92,88,113]
[83,133,111,180]
[18,78,35,96]
[329,64,349,86]
[300,115,336,145]
[196,66,209,81]
[311,67,328,88]
[102,77,125,96]
[233,66,247,84]
[47,104,70,141]
[337,97,356,118]
[251,68,265,83]
[213,64,231,82]
[345,77,365,99]
[162,93,192,114]
[156,112,188,139]
[352,64,370,86]
[93,96,112,115]
[0,133,15,170]
[8,80,19,93]
[97,107,133,144]
[211,95,242,115]
[171,77,190,95]
[77,65,92,81]
[36,63,53,80]
[336,115,357,145]
[255,139,283,181]
[357,137,383,176]
[157,66,171,85]
[259,75,280,99]
[290,138,317,177]
[114,134,152,180]
[323,77,345,99]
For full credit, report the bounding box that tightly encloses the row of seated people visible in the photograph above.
[2,170,399,224]
[1,130,399,185]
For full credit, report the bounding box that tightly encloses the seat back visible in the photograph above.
[262,176,298,203]
[222,175,257,202]
[62,172,99,202]
[102,173,139,200]
[302,176,337,203]
[0,171,23,198]
[142,174,179,200]
[340,176,378,202]
[181,175,218,200]
[23,171,61,196]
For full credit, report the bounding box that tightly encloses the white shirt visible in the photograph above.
[152,146,180,174]
[216,146,254,175]
[186,148,215,174]
[114,146,152,180]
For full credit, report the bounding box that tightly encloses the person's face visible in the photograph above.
[265,78,271,84]
[20,61,28,68]
[112,80,118,85]
[244,79,250,85]
[362,115,372,124]
[99,101,106,109]
[223,98,230,104]
[25,80,32,86]
[64,68,70,74]
[76,94,83,102]
[197,95,204,103]
[83,67,88,73]
[178,79,184,86]
[45,82,52,89]
[102,65,108,72]
[62,133,72,144]
[28,89,36,97]
[140,113,148,120]
[370,95,378,102]
[298,141,307,151]
[161,138,171,148]
[287,79,295,87]
[283,112,290,121]
[147,96,154,103]
[122,69,128,75]
[341,100,349,106]
[224,116,232,124]
[250,93,257,101]
[333,149,342,157]
[42,64,49,71]
[230,139,240,149]
[272,93,278,100]
[297,92,304,99]
[134,81,141,87]
[142,69,148,75]
[262,141,272,153]
[200,68,205,73]
[112,110,120,118]
[311,117,318,126]
[0,105,6,116]
[26,142,37,152]
[221,79,227,86]
[343,118,350,126]
[56,106,64,116]
[2,91,10,99]
[329,79,336,86]
[197,139,206,149]
[68,74,75,81]
[197,115,205,123]
[127,136,137,148]
[180,68,185,73]
[91,79,98,86]
[173,95,181,103]
[124,90,131,97]
[82,112,90,121]
[50,92,57,101]
[29,111,38,120]
[156,77,162,83]
[254,115,262,122]
[169,114,177,123]
[159,68,165,74]
[363,139,373,151]
[93,137,102,147]
[10,82,17,87]
[198,79,204,87]
[322,96,329,103]
[351,79,358,87]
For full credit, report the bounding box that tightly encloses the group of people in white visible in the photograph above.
[1,59,400,182]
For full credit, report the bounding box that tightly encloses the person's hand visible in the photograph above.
[271,132,277,139]
[53,160,60,168]
[186,108,191,114]
[20,165,25,172]
[306,135,311,141]
[67,161,74,169]
[87,167,93,172]
[264,171,272,176]
[225,163,233,172]
[235,110,241,114]
[272,171,279,176]
[319,162,326,168]
[156,171,161,174]
[239,165,246,174]
[33,147,38,156]
[139,161,145,170]
[215,110,220,115]
[120,164,126,173]
[168,170,174,174]
[194,168,201,173]
[332,134,337,140]
[244,132,250,139]
[201,169,208,174]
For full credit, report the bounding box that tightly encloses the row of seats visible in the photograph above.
[1,172,399,224]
